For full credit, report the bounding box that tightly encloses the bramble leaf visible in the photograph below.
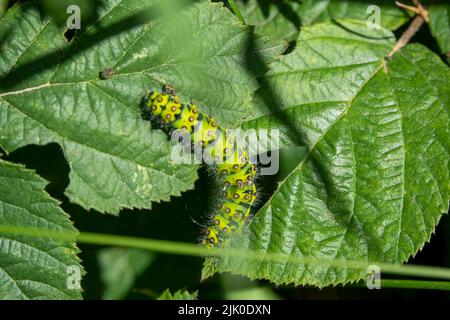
[0,159,83,299]
[207,20,450,287]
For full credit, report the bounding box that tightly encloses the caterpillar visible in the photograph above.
[141,85,258,247]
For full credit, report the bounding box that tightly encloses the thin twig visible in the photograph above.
[387,15,425,59]
[396,0,429,22]
[387,0,429,60]
[395,1,421,15]
[415,0,429,22]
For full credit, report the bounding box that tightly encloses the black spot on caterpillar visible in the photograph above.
[141,85,258,247]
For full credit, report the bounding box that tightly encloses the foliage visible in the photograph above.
[0,160,82,299]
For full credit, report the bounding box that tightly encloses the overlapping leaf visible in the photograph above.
[98,247,155,299]
[237,0,409,40]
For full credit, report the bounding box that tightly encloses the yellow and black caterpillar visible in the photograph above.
[142,85,257,247]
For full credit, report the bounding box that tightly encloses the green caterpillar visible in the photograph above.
[142,85,257,247]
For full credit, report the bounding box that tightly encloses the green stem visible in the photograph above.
[380,279,450,291]
[77,232,450,281]
[77,231,208,257]
[350,279,450,291]
[228,0,245,24]
[2,224,450,288]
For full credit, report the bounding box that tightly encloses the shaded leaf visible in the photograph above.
[98,247,155,300]
[429,4,450,61]
[237,0,409,41]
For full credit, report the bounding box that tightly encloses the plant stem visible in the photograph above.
[77,231,207,257]
[388,0,429,59]
[351,279,450,291]
[228,0,245,24]
[388,15,424,59]
[380,279,450,291]
[2,224,450,287]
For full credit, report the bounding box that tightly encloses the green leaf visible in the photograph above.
[237,0,409,41]
[157,288,197,300]
[429,4,450,61]
[297,0,409,29]
[98,247,155,300]
[0,159,83,299]
[0,0,284,214]
[208,20,450,287]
